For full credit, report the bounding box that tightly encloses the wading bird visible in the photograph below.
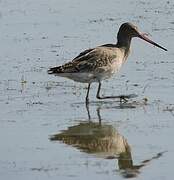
[48,22,167,103]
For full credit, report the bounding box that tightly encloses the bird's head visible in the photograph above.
[117,22,167,51]
[118,22,139,37]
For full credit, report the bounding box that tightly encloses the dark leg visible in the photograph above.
[85,100,91,120]
[96,82,136,102]
[86,83,91,104]
[96,81,102,100]
[96,107,102,125]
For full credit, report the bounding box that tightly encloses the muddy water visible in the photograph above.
[0,0,174,179]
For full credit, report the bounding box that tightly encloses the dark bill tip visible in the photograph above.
[138,33,167,51]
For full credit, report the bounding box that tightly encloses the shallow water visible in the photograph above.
[0,0,174,179]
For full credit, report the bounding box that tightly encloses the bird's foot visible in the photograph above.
[119,95,129,103]
[96,94,138,102]
[119,94,138,103]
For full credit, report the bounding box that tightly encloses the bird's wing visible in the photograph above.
[48,48,94,74]
[72,48,94,61]
[48,47,117,74]
[71,47,117,73]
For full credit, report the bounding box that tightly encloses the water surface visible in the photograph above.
[0,0,174,179]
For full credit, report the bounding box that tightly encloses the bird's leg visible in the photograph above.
[85,83,91,120]
[86,83,91,104]
[85,100,91,120]
[96,107,102,125]
[96,81,102,99]
[96,82,131,102]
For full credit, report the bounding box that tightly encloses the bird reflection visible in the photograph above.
[50,106,166,178]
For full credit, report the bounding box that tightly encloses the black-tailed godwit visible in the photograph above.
[48,22,167,103]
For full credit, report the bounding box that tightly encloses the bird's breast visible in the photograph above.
[111,55,125,73]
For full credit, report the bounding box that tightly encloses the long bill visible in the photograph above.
[138,33,167,51]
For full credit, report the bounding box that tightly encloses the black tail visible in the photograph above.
[47,66,63,74]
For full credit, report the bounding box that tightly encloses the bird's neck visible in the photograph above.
[116,35,132,60]
[116,35,132,49]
